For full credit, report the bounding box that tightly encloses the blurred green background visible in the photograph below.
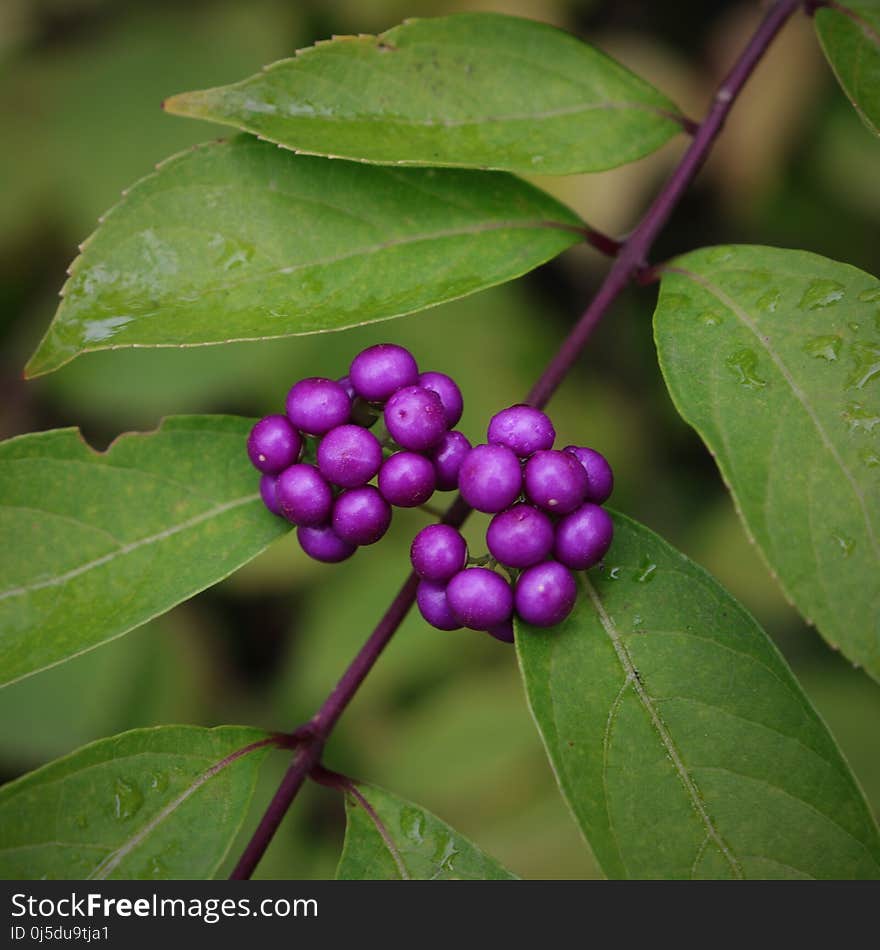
[1,0,878,880]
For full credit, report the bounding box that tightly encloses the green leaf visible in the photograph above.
[25,137,583,378]
[0,415,287,686]
[516,512,880,879]
[653,245,880,679]
[163,13,685,176]
[336,782,517,880]
[0,725,271,880]
[815,2,880,136]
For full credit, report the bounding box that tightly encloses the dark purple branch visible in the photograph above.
[230,0,801,880]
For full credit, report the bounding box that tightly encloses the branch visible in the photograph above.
[230,0,802,880]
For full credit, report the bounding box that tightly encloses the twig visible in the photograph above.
[229,0,802,880]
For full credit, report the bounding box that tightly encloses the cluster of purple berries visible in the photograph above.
[410,405,614,642]
[247,344,470,563]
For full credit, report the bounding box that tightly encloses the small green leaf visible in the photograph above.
[164,13,685,175]
[0,726,271,879]
[25,137,583,377]
[0,415,287,686]
[336,782,517,880]
[653,245,880,679]
[517,512,880,879]
[815,2,880,136]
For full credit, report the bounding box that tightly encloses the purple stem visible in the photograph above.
[229,0,801,881]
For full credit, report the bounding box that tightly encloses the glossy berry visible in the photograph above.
[378,452,436,508]
[349,343,419,402]
[487,405,555,458]
[276,464,333,526]
[297,524,356,564]
[446,567,514,631]
[523,449,589,514]
[286,377,351,436]
[429,430,472,491]
[418,371,463,428]
[564,445,614,504]
[416,580,462,631]
[317,424,382,489]
[458,444,522,513]
[332,486,392,546]
[487,619,515,644]
[247,414,302,474]
[410,524,468,582]
[384,386,447,451]
[515,562,577,628]
[259,474,283,517]
[486,503,554,568]
[337,375,357,402]
[554,503,614,570]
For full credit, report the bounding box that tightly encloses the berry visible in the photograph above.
[429,430,472,491]
[259,474,283,516]
[286,377,351,435]
[554,503,614,570]
[418,371,463,428]
[458,444,522,513]
[523,449,589,514]
[564,445,614,504]
[487,405,555,458]
[276,464,333,526]
[487,619,515,643]
[486,503,554,568]
[337,375,357,402]
[515,562,577,627]
[317,424,382,488]
[332,486,392,546]
[416,580,462,631]
[349,343,419,402]
[297,524,356,564]
[384,386,447,451]
[247,414,302,474]
[446,567,513,631]
[410,524,468,582]
[378,452,436,508]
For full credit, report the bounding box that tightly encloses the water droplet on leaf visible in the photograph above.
[847,342,880,390]
[799,279,845,310]
[112,778,144,821]
[804,335,841,362]
[635,557,657,583]
[726,349,767,389]
[857,286,880,303]
[832,533,855,557]
[844,403,880,433]
[756,290,781,313]
[699,310,723,327]
[400,807,425,844]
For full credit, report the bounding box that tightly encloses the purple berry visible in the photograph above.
[418,371,463,428]
[297,524,356,564]
[515,562,577,628]
[410,524,468,582]
[487,405,555,458]
[554,503,614,570]
[458,444,522,513]
[317,424,382,488]
[486,503,554,568]
[384,386,447,452]
[523,449,589,514]
[332,486,392,546]
[337,375,357,402]
[259,474,283,516]
[416,580,462,631]
[285,377,351,435]
[486,619,515,643]
[349,343,419,402]
[378,452,436,508]
[247,414,302,474]
[446,568,514,631]
[276,464,333,526]
[429,430,472,491]
[564,445,614,504]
